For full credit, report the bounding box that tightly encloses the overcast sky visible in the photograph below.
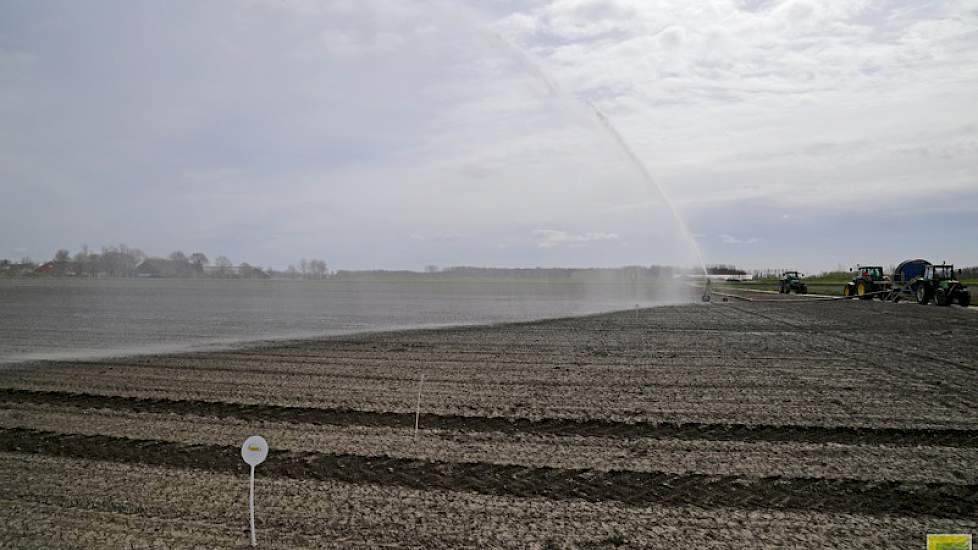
[2,0,976,272]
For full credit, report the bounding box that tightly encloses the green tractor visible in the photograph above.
[842,265,888,300]
[778,271,807,294]
[913,264,970,306]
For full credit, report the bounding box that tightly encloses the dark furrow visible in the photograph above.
[2,427,975,518]
[3,387,977,447]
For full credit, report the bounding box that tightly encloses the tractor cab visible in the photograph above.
[925,264,955,281]
[844,265,889,299]
[915,264,970,307]
[856,266,885,281]
[779,271,807,294]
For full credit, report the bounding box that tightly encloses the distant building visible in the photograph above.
[35,261,57,274]
[0,260,39,277]
[34,261,77,276]
[684,273,754,281]
[135,258,197,278]
[200,264,271,279]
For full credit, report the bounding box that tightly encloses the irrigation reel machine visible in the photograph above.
[842,259,970,306]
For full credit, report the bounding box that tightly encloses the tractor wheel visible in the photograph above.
[960,292,971,307]
[842,285,852,298]
[857,280,873,300]
[935,288,950,306]
[915,284,932,305]
[799,286,808,294]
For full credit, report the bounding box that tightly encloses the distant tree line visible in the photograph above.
[273,259,330,280]
[706,264,747,276]
[750,268,833,279]
[9,249,965,282]
[957,266,978,279]
[0,244,330,280]
[749,265,978,281]
[331,265,691,283]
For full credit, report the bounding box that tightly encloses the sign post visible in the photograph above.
[241,435,268,547]
[415,373,425,441]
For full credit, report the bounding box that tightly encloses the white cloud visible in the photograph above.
[1,0,976,270]
[719,234,760,245]
[500,0,975,225]
[532,229,619,248]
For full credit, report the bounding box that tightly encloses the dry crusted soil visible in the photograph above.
[1,296,977,548]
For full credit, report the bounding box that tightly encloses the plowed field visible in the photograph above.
[1,298,977,548]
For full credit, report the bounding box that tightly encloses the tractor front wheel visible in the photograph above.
[843,285,852,298]
[935,288,950,306]
[915,284,932,305]
[960,292,971,307]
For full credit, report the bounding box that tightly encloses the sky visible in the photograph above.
[1,0,977,273]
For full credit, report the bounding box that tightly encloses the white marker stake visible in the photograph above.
[241,435,268,547]
[415,374,425,441]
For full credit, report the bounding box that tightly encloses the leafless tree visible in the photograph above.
[308,259,328,279]
[74,245,96,277]
[214,255,233,278]
[189,252,209,276]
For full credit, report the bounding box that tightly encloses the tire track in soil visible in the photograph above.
[719,302,977,374]
[719,302,978,410]
[13,360,855,390]
[2,427,975,518]
[4,388,977,448]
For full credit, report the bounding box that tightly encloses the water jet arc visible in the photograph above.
[432,3,708,276]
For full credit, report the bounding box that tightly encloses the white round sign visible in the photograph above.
[241,435,268,467]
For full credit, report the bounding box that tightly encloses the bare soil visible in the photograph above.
[1,299,977,548]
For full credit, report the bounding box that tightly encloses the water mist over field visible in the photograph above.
[0,278,693,364]
[435,1,707,274]
[0,2,709,363]
[2,1,707,273]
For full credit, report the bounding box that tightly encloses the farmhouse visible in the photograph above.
[135,258,198,278]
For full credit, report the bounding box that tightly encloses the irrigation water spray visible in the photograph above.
[426,1,709,278]
[588,103,708,277]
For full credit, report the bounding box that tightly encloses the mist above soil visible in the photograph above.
[1,1,705,278]
[0,277,695,364]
